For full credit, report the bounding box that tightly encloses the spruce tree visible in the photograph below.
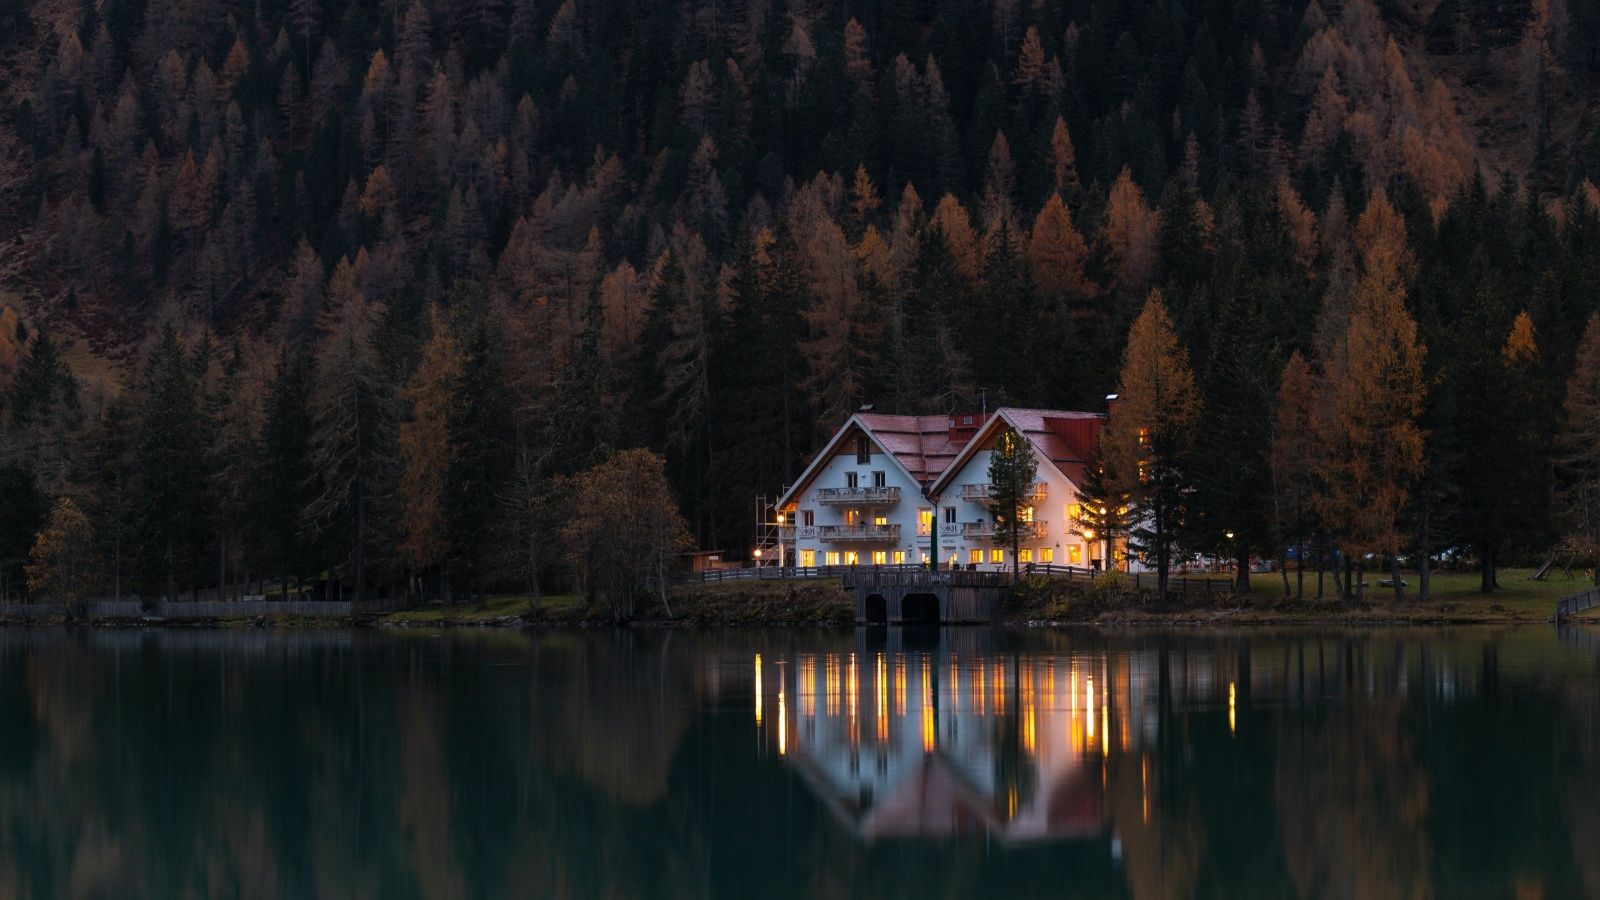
[987,425,1038,575]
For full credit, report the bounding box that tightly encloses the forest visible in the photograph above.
[1,0,1600,603]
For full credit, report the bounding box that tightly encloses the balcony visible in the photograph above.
[961,521,1047,540]
[959,482,1047,504]
[815,485,902,505]
[816,524,901,542]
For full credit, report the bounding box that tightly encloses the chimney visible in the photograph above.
[948,413,984,444]
[1104,393,1119,419]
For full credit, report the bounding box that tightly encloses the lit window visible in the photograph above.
[1068,545,1083,564]
[1040,547,1054,563]
[969,549,983,564]
[989,549,1004,564]
[920,551,930,564]
[947,552,959,566]
[844,551,860,565]
[1068,503,1082,521]
[1020,506,1035,523]
[873,515,888,526]
[800,550,816,567]
[892,550,905,564]
[845,509,860,525]
[1019,549,1033,563]
[919,509,934,526]
[872,550,887,565]
[825,551,840,566]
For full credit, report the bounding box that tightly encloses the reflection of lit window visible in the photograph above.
[969,549,982,564]
[872,550,887,565]
[1019,549,1033,563]
[800,549,815,567]
[989,549,1003,564]
[825,551,840,566]
[844,550,860,565]
[1040,547,1054,562]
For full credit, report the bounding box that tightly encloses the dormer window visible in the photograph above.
[856,436,871,463]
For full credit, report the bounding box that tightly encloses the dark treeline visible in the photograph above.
[2,0,1600,601]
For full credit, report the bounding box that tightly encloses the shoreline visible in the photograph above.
[3,571,1592,629]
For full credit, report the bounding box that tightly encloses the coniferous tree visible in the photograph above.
[987,425,1038,574]
[306,265,393,602]
[1558,312,1600,585]
[1106,290,1202,597]
[131,325,207,604]
[255,347,315,599]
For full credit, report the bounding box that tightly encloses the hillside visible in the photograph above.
[0,0,1598,601]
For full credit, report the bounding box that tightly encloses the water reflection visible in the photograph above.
[0,627,1598,898]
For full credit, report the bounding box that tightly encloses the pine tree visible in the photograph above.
[987,425,1039,574]
[1106,290,1202,597]
[445,295,515,606]
[1315,192,1428,602]
[1028,194,1094,298]
[1071,447,1132,572]
[1557,312,1600,585]
[397,304,461,593]
[255,347,315,600]
[306,263,393,602]
[25,496,96,615]
[131,325,207,604]
[1271,353,1319,598]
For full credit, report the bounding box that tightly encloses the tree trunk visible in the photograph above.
[1235,550,1250,592]
[1389,554,1405,603]
[1296,539,1305,600]
[1418,504,1432,602]
[1480,545,1495,594]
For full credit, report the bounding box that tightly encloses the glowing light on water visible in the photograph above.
[1228,681,1237,734]
[754,654,762,726]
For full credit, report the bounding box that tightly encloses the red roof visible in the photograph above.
[779,407,1106,509]
[852,413,973,487]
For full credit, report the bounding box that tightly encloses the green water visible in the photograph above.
[1,626,1597,898]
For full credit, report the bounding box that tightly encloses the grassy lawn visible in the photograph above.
[378,594,585,624]
[1235,566,1595,621]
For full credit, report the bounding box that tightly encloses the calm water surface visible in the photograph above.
[2,625,1599,898]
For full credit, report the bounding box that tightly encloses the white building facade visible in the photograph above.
[777,408,1118,572]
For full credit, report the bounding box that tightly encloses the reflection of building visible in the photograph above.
[751,640,1183,844]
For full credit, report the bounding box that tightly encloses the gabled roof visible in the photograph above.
[778,407,1105,508]
[775,414,941,509]
[927,407,1105,497]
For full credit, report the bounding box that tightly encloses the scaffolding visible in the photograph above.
[753,493,789,567]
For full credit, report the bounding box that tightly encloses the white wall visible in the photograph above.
[936,441,1094,571]
[790,433,932,567]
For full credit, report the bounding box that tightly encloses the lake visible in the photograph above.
[0,625,1597,898]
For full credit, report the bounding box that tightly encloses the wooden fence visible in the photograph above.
[1555,586,1600,623]
[0,598,415,621]
[685,561,1239,600]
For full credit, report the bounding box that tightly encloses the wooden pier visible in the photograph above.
[841,569,1009,624]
